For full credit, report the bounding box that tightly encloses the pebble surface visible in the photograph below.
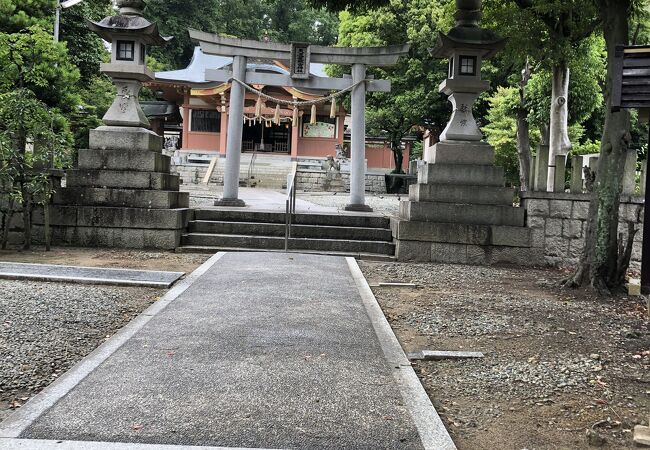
[0,280,161,420]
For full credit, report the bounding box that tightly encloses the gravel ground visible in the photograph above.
[296,192,401,216]
[0,280,162,422]
[181,183,402,215]
[360,261,650,450]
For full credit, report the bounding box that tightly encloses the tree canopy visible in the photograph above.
[146,0,339,69]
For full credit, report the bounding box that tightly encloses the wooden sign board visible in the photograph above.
[612,44,650,114]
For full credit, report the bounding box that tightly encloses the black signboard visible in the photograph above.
[612,44,650,293]
[612,45,650,112]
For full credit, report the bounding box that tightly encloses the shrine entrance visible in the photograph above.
[189,29,409,210]
[242,119,292,154]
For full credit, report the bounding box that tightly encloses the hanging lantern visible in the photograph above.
[329,96,337,119]
[310,104,317,125]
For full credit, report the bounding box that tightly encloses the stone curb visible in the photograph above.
[345,257,457,450]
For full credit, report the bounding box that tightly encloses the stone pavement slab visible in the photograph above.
[0,262,184,288]
[0,252,455,449]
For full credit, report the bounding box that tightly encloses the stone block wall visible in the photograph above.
[521,192,644,267]
[295,170,387,193]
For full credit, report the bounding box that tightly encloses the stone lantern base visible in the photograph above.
[392,140,543,265]
[43,126,190,250]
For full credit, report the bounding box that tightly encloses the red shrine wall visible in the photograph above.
[178,95,406,171]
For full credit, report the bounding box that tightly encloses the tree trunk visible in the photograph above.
[22,193,32,251]
[540,123,550,146]
[1,200,15,250]
[566,0,632,293]
[392,145,404,174]
[517,61,532,191]
[547,63,572,191]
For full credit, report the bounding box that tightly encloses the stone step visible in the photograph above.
[418,163,505,186]
[55,187,189,209]
[176,246,396,261]
[66,170,180,191]
[78,149,170,173]
[391,219,531,247]
[409,183,514,205]
[89,126,162,152]
[424,141,495,165]
[190,220,393,241]
[181,233,395,255]
[194,209,390,228]
[42,225,182,250]
[400,200,525,227]
[41,206,191,230]
[396,239,543,265]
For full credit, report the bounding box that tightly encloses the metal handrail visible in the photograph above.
[285,161,298,252]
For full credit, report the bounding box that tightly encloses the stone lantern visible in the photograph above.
[430,0,506,143]
[87,0,171,130]
[45,0,189,252]
[392,0,538,266]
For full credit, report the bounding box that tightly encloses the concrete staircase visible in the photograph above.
[178,209,395,259]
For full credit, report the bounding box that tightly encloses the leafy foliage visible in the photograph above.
[0,89,71,248]
[0,0,55,33]
[0,26,81,112]
[146,0,339,69]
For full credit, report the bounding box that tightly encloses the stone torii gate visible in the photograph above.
[189,29,410,211]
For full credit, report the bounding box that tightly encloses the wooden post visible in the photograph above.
[642,126,650,294]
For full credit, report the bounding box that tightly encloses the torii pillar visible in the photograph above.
[345,63,372,212]
[217,55,247,207]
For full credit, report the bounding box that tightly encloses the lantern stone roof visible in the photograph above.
[86,15,172,46]
[430,28,506,59]
[430,0,505,59]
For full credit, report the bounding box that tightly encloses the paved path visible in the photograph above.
[0,262,184,288]
[0,252,455,449]
[186,186,339,213]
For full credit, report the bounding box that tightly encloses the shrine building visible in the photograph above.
[147,47,408,171]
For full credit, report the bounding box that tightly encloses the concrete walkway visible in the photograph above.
[0,252,455,450]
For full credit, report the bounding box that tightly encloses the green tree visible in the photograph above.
[566,0,646,292]
[483,86,541,187]
[0,26,81,112]
[0,0,54,33]
[146,0,337,69]
[0,89,71,249]
[483,0,601,191]
[59,0,112,85]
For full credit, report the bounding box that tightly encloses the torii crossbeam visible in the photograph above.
[189,29,410,210]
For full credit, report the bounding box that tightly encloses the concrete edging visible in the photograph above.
[345,257,457,450]
[0,262,185,288]
[0,252,227,440]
